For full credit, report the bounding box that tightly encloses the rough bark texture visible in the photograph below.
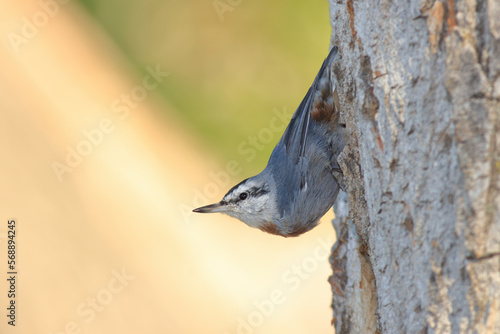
[328,0,500,333]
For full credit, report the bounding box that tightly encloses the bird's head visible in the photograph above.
[193,175,277,230]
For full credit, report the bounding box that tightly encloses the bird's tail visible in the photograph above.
[310,46,341,128]
[280,46,342,161]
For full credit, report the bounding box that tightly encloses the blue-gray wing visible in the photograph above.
[281,46,338,163]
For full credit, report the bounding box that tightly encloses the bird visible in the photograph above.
[193,46,345,237]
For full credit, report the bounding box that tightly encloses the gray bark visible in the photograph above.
[328,0,500,333]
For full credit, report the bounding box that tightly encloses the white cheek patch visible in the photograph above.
[253,195,269,209]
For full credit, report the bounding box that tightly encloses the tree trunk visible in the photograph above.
[328,0,500,333]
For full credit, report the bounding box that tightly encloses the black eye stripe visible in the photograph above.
[223,182,270,203]
[250,186,269,197]
[226,178,250,197]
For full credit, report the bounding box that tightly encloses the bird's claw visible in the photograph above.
[331,167,347,192]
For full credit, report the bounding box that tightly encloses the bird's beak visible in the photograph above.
[193,202,225,214]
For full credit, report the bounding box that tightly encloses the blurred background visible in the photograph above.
[0,0,336,333]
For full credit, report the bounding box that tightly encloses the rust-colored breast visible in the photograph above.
[259,221,317,238]
[259,222,283,236]
[285,223,315,237]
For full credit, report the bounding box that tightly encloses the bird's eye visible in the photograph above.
[239,192,248,200]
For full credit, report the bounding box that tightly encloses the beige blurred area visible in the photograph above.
[0,1,336,334]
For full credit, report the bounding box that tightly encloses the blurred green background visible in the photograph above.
[0,2,336,333]
[76,0,331,174]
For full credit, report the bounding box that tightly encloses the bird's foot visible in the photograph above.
[331,167,347,192]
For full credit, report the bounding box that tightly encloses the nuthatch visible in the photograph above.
[194,46,345,237]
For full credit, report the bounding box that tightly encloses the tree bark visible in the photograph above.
[328,0,500,333]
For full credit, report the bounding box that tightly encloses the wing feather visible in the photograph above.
[280,46,338,163]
